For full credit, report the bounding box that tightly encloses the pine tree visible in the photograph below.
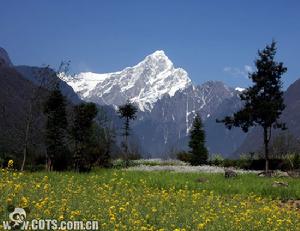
[218,41,287,172]
[189,114,208,165]
[89,122,114,168]
[117,100,138,163]
[71,102,98,172]
[43,86,68,171]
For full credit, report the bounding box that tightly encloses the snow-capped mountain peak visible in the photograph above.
[60,50,191,111]
[141,50,173,70]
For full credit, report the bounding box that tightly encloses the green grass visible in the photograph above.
[1,169,299,230]
[92,169,300,200]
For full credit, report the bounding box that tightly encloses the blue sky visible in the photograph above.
[1,0,300,88]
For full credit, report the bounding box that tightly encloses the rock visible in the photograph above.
[258,172,265,177]
[195,177,208,183]
[258,171,289,178]
[287,170,300,178]
[224,169,237,178]
[272,181,288,187]
[258,171,274,177]
[275,171,289,178]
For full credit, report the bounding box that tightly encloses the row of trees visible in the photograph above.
[43,84,139,171]
[43,85,114,172]
[0,60,139,171]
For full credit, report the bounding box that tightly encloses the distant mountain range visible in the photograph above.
[1,47,300,158]
[59,50,246,156]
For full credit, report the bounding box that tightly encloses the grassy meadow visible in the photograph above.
[1,167,300,230]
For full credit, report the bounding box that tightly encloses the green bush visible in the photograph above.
[292,153,300,169]
[112,159,137,169]
[27,164,46,172]
[176,151,192,163]
[127,152,142,160]
[209,154,224,166]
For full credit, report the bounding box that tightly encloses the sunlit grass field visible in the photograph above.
[1,168,300,230]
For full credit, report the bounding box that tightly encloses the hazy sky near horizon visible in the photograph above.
[1,0,300,88]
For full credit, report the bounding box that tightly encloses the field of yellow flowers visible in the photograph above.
[1,166,300,230]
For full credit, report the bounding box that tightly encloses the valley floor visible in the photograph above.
[1,168,300,230]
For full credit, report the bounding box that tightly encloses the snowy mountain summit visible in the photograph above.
[60,50,191,111]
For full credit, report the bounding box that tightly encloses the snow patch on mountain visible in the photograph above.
[59,72,108,97]
[235,87,245,92]
[60,50,191,111]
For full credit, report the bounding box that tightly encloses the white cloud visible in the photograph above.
[244,65,253,72]
[223,67,232,72]
[223,65,254,78]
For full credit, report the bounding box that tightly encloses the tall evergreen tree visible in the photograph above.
[89,122,114,168]
[71,102,97,172]
[218,41,287,172]
[92,109,115,167]
[117,100,138,162]
[43,86,68,171]
[189,114,208,165]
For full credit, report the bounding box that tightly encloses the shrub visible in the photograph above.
[248,159,291,171]
[112,159,137,169]
[127,152,142,160]
[209,154,224,166]
[28,164,46,172]
[176,151,192,163]
[292,153,300,170]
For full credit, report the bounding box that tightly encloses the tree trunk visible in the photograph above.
[21,122,30,171]
[124,117,129,166]
[21,103,33,171]
[21,145,27,171]
[263,127,270,173]
[46,154,52,172]
[125,133,129,167]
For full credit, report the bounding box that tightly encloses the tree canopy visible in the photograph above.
[218,41,287,172]
[117,100,138,161]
